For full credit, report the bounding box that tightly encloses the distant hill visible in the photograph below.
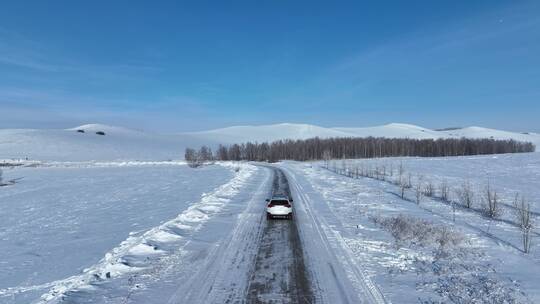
[0,123,538,161]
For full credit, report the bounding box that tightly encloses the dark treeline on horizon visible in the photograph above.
[186,137,535,164]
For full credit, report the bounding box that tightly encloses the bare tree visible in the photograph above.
[322,150,332,168]
[424,180,435,197]
[400,177,407,199]
[185,137,534,164]
[415,175,423,204]
[398,161,405,186]
[198,146,213,164]
[216,144,229,161]
[483,182,501,218]
[184,148,200,168]
[406,173,413,189]
[439,179,450,202]
[514,194,533,253]
[455,180,474,208]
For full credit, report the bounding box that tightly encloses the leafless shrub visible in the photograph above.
[439,179,450,202]
[0,168,3,184]
[185,148,201,168]
[406,173,413,189]
[415,175,423,204]
[455,180,474,208]
[374,166,381,180]
[323,150,332,168]
[424,181,435,197]
[367,165,374,178]
[400,178,407,199]
[514,194,533,253]
[483,182,501,218]
[398,161,405,186]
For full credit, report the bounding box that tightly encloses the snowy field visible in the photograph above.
[338,152,540,213]
[1,133,539,303]
[286,152,540,302]
[0,162,241,303]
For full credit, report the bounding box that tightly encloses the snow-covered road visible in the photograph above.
[246,167,313,304]
[280,164,387,304]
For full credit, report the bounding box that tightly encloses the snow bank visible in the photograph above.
[35,163,257,303]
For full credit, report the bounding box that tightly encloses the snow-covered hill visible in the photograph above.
[332,123,444,139]
[185,123,355,143]
[195,122,540,148]
[0,124,207,161]
[439,126,540,144]
[0,123,538,161]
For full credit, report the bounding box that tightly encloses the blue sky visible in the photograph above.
[1,1,539,132]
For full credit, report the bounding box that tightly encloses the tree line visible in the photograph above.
[186,137,534,163]
[327,159,534,253]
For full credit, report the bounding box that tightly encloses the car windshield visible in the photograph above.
[270,200,289,205]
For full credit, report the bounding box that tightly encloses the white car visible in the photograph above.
[266,196,293,219]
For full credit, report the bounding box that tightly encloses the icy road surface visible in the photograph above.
[246,168,313,303]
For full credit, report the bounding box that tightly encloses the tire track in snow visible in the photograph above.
[280,165,387,304]
[164,165,273,304]
[246,168,313,304]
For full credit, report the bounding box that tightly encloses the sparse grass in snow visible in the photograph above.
[372,215,529,303]
[371,215,464,256]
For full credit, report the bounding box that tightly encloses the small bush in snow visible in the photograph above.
[322,150,332,168]
[406,173,413,189]
[374,215,526,303]
[455,180,474,209]
[397,161,405,186]
[399,179,407,199]
[185,148,201,168]
[415,175,423,204]
[372,214,463,254]
[513,194,533,253]
[439,179,450,202]
[483,182,501,218]
[423,181,435,197]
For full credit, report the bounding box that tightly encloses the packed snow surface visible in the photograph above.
[0,162,239,303]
